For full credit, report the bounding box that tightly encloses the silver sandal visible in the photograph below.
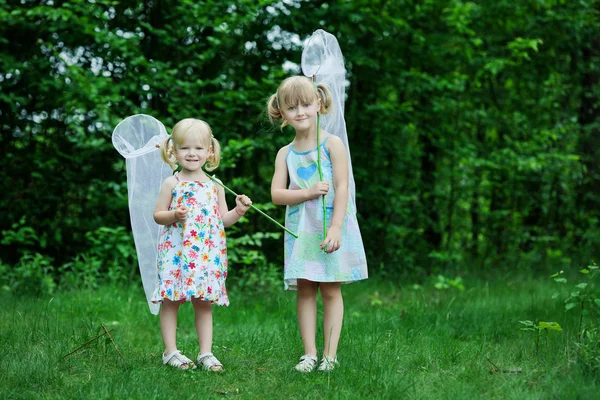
[295,354,318,372]
[162,350,197,370]
[317,356,338,372]
[197,352,224,371]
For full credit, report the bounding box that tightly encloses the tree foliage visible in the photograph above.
[1,0,598,281]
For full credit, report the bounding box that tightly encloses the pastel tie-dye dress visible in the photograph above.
[284,136,368,290]
[151,173,229,306]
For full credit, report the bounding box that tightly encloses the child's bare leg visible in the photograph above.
[192,298,213,354]
[320,282,343,358]
[160,299,180,354]
[297,279,319,356]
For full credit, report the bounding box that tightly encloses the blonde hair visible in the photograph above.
[159,118,221,171]
[266,76,333,129]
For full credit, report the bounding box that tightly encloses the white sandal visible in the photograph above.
[162,350,196,370]
[317,356,338,372]
[295,354,318,372]
[197,352,224,371]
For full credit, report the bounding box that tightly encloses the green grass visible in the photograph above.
[1,273,598,399]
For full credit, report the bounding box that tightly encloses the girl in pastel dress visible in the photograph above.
[268,76,368,372]
[152,118,252,371]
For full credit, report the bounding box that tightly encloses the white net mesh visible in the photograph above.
[301,29,355,204]
[112,114,172,315]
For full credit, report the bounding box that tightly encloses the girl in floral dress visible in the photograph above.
[151,118,252,371]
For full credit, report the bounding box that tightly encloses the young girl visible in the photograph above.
[268,76,368,372]
[151,118,252,371]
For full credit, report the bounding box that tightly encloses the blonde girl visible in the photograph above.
[268,77,368,372]
[152,118,252,371]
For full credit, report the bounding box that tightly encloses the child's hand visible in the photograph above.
[320,225,341,253]
[309,181,329,199]
[234,194,252,216]
[174,206,188,222]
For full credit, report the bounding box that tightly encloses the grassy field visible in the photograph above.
[1,272,598,399]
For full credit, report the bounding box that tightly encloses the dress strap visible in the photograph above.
[284,144,293,165]
[320,135,331,158]
[174,172,180,182]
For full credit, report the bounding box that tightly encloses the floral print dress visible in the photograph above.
[151,173,229,306]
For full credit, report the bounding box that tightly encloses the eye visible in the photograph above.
[288,106,296,111]
[181,147,189,150]
[304,103,311,108]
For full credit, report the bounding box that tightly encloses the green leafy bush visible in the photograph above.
[59,226,137,289]
[226,230,281,293]
[552,263,600,374]
[2,252,56,295]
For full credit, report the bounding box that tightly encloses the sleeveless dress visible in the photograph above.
[151,173,229,306]
[284,136,368,290]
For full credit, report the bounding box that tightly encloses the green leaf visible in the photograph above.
[538,321,562,331]
[565,302,577,311]
[576,283,588,290]
[580,269,589,274]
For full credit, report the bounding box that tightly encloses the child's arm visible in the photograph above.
[320,136,349,253]
[217,185,252,228]
[271,145,329,205]
[153,176,188,225]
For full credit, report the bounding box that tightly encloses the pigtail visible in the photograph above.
[267,93,289,129]
[205,135,221,171]
[316,83,333,115]
[160,136,178,170]
[267,93,282,123]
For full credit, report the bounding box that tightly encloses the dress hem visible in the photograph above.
[151,294,230,307]
[284,276,368,291]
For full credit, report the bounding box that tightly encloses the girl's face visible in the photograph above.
[175,133,211,172]
[281,97,320,132]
